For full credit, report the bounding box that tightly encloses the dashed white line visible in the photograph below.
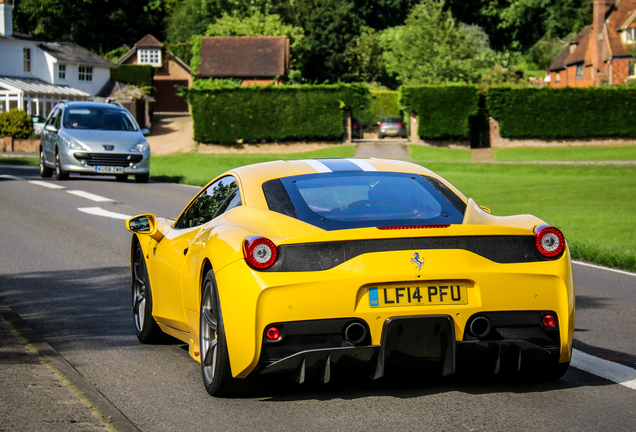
[66,190,113,202]
[28,180,65,189]
[573,260,636,277]
[0,174,25,181]
[77,207,131,220]
[571,349,636,390]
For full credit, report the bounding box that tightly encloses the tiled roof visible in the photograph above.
[196,36,288,78]
[549,26,592,71]
[608,0,636,29]
[135,34,163,48]
[39,43,114,67]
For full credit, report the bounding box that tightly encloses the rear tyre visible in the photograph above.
[132,243,164,343]
[40,149,52,178]
[54,151,69,180]
[115,174,128,182]
[200,270,236,396]
[135,173,149,183]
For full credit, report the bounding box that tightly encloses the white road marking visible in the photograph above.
[77,207,131,220]
[67,190,113,202]
[573,260,636,277]
[28,180,65,189]
[571,348,636,390]
[0,174,25,180]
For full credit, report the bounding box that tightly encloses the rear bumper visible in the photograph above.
[257,315,561,383]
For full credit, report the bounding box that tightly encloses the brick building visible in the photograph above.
[549,0,636,87]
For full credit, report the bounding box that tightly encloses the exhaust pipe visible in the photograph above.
[343,322,367,344]
[469,316,491,338]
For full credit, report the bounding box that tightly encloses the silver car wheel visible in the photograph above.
[132,247,147,332]
[200,281,219,385]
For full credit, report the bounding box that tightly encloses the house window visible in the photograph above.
[629,61,636,78]
[555,72,561,83]
[626,28,636,43]
[576,64,584,78]
[78,66,93,81]
[137,49,162,67]
[58,64,66,80]
[23,48,31,72]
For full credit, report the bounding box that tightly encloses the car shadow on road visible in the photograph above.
[0,266,181,354]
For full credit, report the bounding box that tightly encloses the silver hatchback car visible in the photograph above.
[40,100,150,182]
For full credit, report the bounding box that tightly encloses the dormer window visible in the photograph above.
[626,28,636,43]
[138,49,162,67]
[569,44,577,54]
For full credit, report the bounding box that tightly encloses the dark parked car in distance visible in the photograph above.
[378,117,406,139]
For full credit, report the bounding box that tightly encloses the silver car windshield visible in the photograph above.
[64,107,138,131]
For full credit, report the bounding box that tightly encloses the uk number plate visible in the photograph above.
[95,166,124,174]
[369,283,468,307]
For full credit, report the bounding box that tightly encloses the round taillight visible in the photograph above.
[243,236,278,269]
[266,326,281,341]
[534,225,565,258]
[542,313,556,328]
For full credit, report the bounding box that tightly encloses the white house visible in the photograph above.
[0,0,115,117]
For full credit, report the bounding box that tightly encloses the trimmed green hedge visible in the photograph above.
[185,82,370,144]
[486,87,636,138]
[369,91,401,124]
[110,65,154,89]
[400,85,479,139]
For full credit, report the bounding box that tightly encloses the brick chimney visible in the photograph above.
[591,0,608,85]
[0,0,13,37]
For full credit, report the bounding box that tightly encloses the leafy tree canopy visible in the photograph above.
[381,0,493,85]
[13,0,167,54]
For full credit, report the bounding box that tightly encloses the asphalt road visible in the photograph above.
[1,163,635,431]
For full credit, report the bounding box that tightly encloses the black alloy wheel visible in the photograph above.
[132,244,164,343]
[200,270,236,396]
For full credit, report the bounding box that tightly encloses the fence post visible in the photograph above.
[344,110,352,143]
[409,113,419,142]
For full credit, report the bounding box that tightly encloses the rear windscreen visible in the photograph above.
[263,172,465,230]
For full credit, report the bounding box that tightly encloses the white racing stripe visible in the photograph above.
[0,174,25,180]
[346,158,378,171]
[29,180,65,189]
[67,190,113,202]
[574,260,636,277]
[77,207,131,220]
[300,159,332,173]
[571,348,636,390]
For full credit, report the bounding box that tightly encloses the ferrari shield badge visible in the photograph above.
[411,252,424,271]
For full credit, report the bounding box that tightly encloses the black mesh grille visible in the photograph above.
[74,153,143,167]
[268,235,548,272]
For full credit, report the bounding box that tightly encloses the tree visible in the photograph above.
[344,27,394,86]
[205,11,306,81]
[288,0,363,83]
[13,0,167,54]
[381,0,492,85]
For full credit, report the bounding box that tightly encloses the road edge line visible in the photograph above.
[0,301,140,432]
[573,260,636,277]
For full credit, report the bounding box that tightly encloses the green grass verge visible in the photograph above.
[409,145,471,161]
[423,163,636,272]
[0,156,38,166]
[151,145,356,185]
[494,146,636,161]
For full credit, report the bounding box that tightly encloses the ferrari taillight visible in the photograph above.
[534,224,565,258]
[243,236,278,270]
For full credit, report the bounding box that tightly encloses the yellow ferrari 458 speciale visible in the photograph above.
[125,158,574,396]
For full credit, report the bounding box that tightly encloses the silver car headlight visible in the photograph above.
[130,141,149,152]
[62,136,88,151]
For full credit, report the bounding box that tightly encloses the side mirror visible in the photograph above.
[126,214,164,241]
[45,124,57,133]
[141,128,150,136]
